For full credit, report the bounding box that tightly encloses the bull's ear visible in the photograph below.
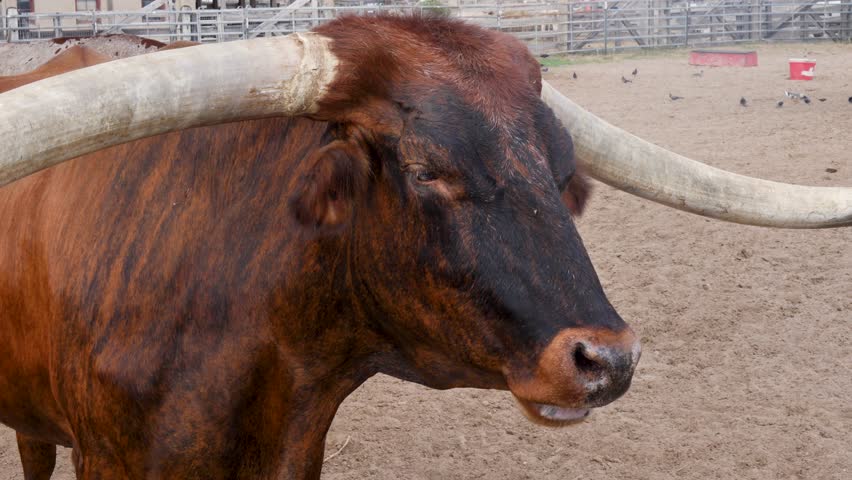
[535,102,592,217]
[289,140,369,229]
[562,172,591,217]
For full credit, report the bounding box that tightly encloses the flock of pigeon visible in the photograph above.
[745,91,843,108]
[554,62,852,107]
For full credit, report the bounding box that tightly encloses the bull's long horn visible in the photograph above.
[0,34,337,187]
[542,81,852,228]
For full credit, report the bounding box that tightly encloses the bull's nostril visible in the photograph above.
[573,342,606,375]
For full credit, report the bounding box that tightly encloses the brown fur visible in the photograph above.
[0,16,632,480]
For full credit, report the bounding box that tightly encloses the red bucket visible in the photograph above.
[789,59,816,80]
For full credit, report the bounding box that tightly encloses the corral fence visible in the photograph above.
[2,0,851,55]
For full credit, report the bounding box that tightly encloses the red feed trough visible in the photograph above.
[689,49,758,67]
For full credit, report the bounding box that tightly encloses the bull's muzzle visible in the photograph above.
[508,326,641,426]
[570,329,641,406]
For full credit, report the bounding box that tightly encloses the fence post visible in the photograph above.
[844,0,852,41]
[170,12,178,40]
[604,3,608,54]
[7,7,18,42]
[761,0,770,41]
[92,10,98,35]
[242,7,248,39]
[53,15,62,39]
[684,3,689,47]
[178,7,191,41]
[568,1,573,52]
[709,4,716,43]
[646,0,653,47]
[217,11,224,42]
[747,1,753,41]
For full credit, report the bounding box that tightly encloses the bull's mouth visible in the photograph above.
[514,398,592,427]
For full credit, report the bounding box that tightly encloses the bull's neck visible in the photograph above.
[260,232,382,479]
[269,230,381,372]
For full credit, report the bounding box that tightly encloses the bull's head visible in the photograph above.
[1,15,849,426]
[287,16,639,423]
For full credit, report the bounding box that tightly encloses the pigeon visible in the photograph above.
[692,70,704,77]
[540,54,550,58]
[818,98,826,102]
[803,96,811,104]
[848,96,852,103]
[669,93,684,101]
[541,67,549,73]
[632,68,638,76]
[776,101,784,108]
[621,76,632,83]
[740,97,747,107]
[573,72,578,79]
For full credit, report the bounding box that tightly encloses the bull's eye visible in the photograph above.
[405,164,438,184]
[416,171,438,183]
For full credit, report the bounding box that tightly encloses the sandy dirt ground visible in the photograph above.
[1,43,850,479]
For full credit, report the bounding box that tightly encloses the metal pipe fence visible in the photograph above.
[2,1,851,55]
